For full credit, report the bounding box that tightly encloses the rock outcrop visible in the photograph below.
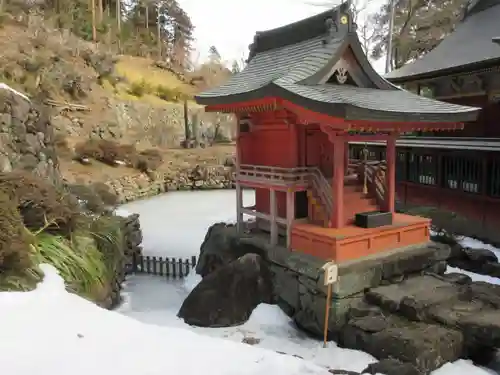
[195,223,266,277]
[178,253,273,327]
[0,85,60,182]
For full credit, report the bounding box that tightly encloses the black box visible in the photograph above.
[354,211,393,228]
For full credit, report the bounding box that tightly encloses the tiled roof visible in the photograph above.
[385,0,500,82]
[195,3,481,124]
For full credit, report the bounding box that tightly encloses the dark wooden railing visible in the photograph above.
[128,254,197,279]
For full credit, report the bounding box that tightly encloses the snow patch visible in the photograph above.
[114,207,133,217]
[0,82,30,101]
[0,267,333,375]
[182,270,202,292]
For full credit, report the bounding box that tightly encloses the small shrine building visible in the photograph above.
[195,2,480,263]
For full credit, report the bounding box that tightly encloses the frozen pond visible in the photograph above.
[120,189,255,257]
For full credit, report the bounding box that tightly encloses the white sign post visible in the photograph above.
[321,261,338,348]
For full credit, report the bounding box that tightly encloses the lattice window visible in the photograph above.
[395,151,407,182]
[408,153,437,185]
[488,159,500,198]
[442,155,481,194]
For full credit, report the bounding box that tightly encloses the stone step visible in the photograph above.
[341,310,465,375]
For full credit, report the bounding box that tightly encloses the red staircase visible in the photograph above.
[307,167,381,227]
[343,182,378,225]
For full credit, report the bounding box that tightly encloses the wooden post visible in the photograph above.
[344,140,349,173]
[235,115,243,233]
[286,189,294,249]
[270,189,278,246]
[331,137,345,228]
[236,184,243,233]
[289,122,299,166]
[323,283,332,347]
[385,134,396,213]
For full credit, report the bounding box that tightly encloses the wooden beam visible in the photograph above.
[241,208,287,225]
[343,134,393,142]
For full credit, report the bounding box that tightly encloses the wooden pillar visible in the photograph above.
[236,184,243,233]
[286,189,294,249]
[270,188,278,246]
[331,137,345,228]
[235,116,243,233]
[344,140,349,173]
[385,134,396,213]
[289,122,299,166]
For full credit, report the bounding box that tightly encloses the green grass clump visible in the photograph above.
[31,231,108,301]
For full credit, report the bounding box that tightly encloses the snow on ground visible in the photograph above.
[0,82,30,101]
[115,191,499,375]
[459,236,500,261]
[0,264,336,375]
[117,271,494,375]
[117,272,377,373]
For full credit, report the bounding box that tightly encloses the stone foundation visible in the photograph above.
[196,224,500,374]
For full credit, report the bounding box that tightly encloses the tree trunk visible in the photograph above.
[116,0,121,52]
[97,0,103,23]
[91,0,97,41]
[183,100,190,147]
[145,4,149,30]
[156,4,161,59]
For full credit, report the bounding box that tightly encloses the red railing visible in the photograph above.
[237,164,310,186]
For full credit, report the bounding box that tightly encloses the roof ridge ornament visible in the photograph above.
[323,17,338,45]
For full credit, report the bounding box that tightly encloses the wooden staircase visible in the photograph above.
[343,183,378,225]
[307,165,383,227]
[307,189,329,227]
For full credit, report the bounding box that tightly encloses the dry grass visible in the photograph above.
[115,56,195,96]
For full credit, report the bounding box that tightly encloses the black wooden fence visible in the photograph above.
[129,254,197,279]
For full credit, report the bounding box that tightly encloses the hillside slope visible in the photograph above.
[0,13,235,183]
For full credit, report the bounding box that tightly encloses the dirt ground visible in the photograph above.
[59,144,235,184]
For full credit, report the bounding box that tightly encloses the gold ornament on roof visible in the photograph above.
[340,15,348,24]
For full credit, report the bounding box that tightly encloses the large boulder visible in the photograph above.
[178,253,273,327]
[195,223,266,277]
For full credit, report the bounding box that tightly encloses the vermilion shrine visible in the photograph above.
[195,2,480,263]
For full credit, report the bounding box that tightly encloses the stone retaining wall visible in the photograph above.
[96,213,143,309]
[106,164,234,203]
[0,85,60,182]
